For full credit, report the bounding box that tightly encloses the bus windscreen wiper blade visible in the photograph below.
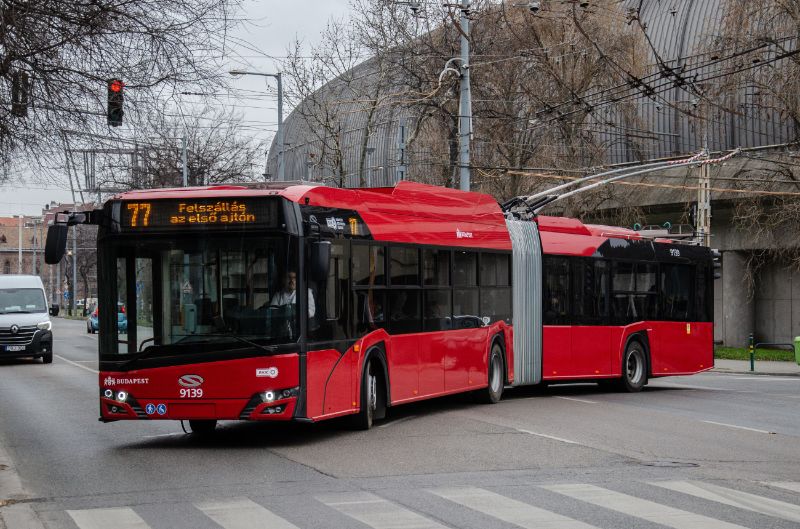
[121,334,275,369]
[195,333,276,354]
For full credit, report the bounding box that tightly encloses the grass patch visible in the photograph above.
[715,346,796,362]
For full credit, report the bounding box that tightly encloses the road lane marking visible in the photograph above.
[516,429,580,445]
[733,377,800,382]
[431,486,599,529]
[652,480,800,523]
[766,482,800,494]
[555,396,598,404]
[316,491,448,529]
[702,420,775,434]
[378,415,417,428]
[55,354,98,374]
[543,484,748,529]
[195,497,300,529]
[67,507,151,529]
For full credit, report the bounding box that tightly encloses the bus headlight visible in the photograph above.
[116,391,128,402]
[103,389,114,399]
[37,321,52,331]
[263,390,276,403]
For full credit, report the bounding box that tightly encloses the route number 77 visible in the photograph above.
[127,203,152,227]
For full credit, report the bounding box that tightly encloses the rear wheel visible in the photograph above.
[476,342,504,404]
[621,341,647,392]
[188,419,217,435]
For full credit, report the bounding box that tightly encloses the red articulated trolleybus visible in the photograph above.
[44,181,716,433]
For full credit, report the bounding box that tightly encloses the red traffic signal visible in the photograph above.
[107,78,124,127]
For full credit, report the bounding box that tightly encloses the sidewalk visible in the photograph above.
[712,358,800,376]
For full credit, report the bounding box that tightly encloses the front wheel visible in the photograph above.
[350,358,385,430]
[621,341,647,392]
[188,419,217,435]
[42,350,53,364]
[476,342,505,404]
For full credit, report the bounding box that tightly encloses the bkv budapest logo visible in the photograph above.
[104,376,116,387]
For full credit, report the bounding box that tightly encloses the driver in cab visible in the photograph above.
[269,271,315,317]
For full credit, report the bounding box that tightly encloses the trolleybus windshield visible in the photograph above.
[104,234,300,359]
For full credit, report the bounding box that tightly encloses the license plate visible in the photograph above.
[5,345,25,352]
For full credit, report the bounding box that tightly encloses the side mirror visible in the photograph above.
[45,224,69,264]
[309,241,331,281]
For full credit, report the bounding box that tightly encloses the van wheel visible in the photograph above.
[621,341,647,392]
[42,350,53,364]
[476,342,504,404]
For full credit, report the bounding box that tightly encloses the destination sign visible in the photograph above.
[120,198,279,229]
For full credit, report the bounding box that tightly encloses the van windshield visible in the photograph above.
[0,288,47,314]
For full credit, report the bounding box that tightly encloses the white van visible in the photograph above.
[0,275,53,363]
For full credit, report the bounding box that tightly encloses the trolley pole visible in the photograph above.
[458,0,472,192]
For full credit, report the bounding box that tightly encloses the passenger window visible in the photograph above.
[480,253,510,286]
[543,257,569,324]
[353,245,385,286]
[480,287,511,324]
[453,251,477,286]
[453,289,480,328]
[423,250,450,286]
[388,290,421,334]
[310,241,348,341]
[423,290,451,331]
[390,247,419,286]
[355,290,386,335]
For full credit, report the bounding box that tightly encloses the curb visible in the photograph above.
[711,368,800,377]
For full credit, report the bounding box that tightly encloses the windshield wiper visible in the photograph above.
[190,333,277,354]
[120,334,276,370]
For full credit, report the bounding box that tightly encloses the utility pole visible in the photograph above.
[182,135,188,187]
[697,158,712,246]
[229,70,284,181]
[72,227,77,316]
[697,103,712,247]
[458,0,472,192]
[17,215,22,274]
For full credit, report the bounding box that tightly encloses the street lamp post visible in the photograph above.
[230,70,284,181]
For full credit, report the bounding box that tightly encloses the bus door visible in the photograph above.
[570,260,612,377]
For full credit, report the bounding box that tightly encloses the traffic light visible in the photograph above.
[711,248,722,280]
[107,78,124,126]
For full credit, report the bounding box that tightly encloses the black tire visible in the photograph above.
[351,357,385,430]
[621,340,647,392]
[42,350,53,364]
[86,324,91,334]
[476,341,505,404]
[188,419,217,435]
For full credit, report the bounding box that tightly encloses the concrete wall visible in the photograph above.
[754,261,800,347]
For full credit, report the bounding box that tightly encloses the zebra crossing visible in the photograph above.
[56,480,800,529]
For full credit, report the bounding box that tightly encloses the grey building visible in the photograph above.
[267,0,800,348]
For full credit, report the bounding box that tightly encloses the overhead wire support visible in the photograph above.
[503,149,741,219]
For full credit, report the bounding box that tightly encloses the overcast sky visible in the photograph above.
[0,0,353,217]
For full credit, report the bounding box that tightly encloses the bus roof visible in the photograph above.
[111,182,685,255]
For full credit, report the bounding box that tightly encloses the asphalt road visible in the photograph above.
[1,317,799,529]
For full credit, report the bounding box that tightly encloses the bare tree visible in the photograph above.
[62,105,266,194]
[0,0,241,176]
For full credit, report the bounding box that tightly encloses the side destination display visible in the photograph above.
[119,198,280,230]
